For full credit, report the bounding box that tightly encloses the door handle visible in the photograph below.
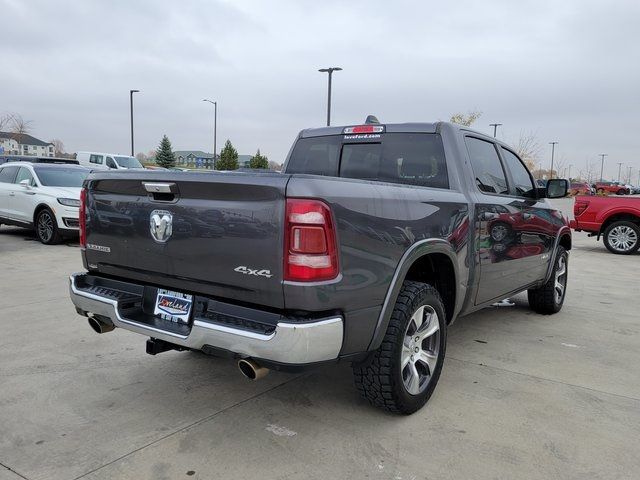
[8,192,15,197]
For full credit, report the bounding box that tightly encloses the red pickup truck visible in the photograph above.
[594,182,630,195]
[571,196,640,254]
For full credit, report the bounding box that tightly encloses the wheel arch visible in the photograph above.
[543,226,572,283]
[599,212,640,235]
[368,239,462,351]
[33,203,52,225]
[559,232,572,251]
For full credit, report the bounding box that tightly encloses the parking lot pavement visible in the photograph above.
[1,206,639,480]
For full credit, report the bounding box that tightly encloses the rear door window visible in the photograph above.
[15,167,35,186]
[90,154,104,165]
[0,166,19,183]
[465,137,509,195]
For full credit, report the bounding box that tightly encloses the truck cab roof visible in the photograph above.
[299,121,499,144]
[300,122,439,137]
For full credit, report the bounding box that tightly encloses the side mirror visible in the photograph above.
[20,179,32,189]
[545,178,568,198]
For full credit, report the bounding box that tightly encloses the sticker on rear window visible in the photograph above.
[343,134,381,140]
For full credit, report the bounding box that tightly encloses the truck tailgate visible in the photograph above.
[84,171,288,309]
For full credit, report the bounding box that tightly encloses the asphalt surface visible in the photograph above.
[1,198,639,480]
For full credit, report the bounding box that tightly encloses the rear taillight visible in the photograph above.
[574,200,589,217]
[79,187,87,248]
[284,199,339,282]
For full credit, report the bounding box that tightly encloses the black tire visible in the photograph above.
[602,221,640,255]
[35,208,62,245]
[353,281,447,415]
[527,246,568,314]
[617,189,626,195]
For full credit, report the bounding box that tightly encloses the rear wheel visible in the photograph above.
[603,221,640,255]
[528,246,568,314]
[36,208,62,245]
[617,189,626,195]
[353,281,446,414]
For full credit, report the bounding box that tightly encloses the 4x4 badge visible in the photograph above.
[150,210,173,243]
[234,266,273,278]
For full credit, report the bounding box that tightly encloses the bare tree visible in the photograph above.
[545,152,567,179]
[6,113,33,136]
[49,139,66,156]
[0,113,10,131]
[513,130,542,172]
[449,110,482,127]
[268,160,282,171]
[582,160,598,184]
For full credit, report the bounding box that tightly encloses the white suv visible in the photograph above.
[0,162,90,244]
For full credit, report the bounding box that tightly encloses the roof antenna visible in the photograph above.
[364,115,380,125]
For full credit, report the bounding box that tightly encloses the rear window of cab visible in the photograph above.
[286,133,448,189]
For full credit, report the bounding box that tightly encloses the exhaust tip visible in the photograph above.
[238,358,269,381]
[88,316,115,334]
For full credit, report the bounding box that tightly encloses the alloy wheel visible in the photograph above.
[401,305,441,395]
[554,255,567,304]
[608,225,638,253]
[37,212,54,243]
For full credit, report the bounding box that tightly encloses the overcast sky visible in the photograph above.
[1,0,639,180]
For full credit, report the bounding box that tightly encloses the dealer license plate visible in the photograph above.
[154,289,193,324]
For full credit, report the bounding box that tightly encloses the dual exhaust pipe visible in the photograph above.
[87,315,269,380]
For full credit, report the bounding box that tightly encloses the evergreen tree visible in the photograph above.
[216,139,239,170]
[155,135,176,168]
[249,149,269,169]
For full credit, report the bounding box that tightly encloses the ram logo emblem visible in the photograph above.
[150,210,173,243]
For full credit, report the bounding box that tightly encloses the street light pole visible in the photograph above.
[318,67,342,126]
[203,99,217,169]
[599,153,608,182]
[489,123,502,137]
[627,166,632,184]
[567,164,573,180]
[549,142,558,179]
[617,162,623,182]
[129,89,140,156]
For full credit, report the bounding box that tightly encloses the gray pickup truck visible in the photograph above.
[69,120,571,414]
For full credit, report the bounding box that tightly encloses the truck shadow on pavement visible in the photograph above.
[0,225,79,246]
[94,297,539,420]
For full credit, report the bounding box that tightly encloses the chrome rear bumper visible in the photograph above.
[69,273,343,364]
